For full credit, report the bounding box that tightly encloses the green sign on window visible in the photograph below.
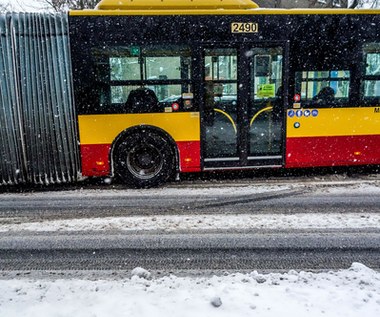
[257,84,275,98]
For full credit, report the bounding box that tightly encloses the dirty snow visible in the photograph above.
[2,183,294,198]
[1,182,380,232]
[0,263,379,317]
[0,212,379,232]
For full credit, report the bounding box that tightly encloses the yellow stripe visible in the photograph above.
[250,106,272,127]
[287,107,380,138]
[69,9,380,16]
[214,108,237,134]
[78,112,200,145]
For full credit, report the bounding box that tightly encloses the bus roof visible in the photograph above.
[69,0,380,16]
[95,0,259,10]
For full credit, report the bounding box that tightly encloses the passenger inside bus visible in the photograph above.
[125,87,159,113]
[312,86,335,105]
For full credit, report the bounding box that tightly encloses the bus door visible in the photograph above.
[202,45,285,169]
[246,46,284,167]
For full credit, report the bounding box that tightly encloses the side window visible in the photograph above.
[204,49,237,98]
[204,49,238,122]
[251,49,283,101]
[93,45,193,113]
[110,57,140,81]
[363,43,380,102]
[294,70,350,108]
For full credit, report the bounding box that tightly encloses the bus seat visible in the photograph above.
[125,88,159,113]
[312,87,335,105]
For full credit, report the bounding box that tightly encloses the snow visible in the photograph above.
[1,182,379,232]
[0,0,45,11]
[0,263,379,317]
[0,212,379,232]
[0,181,379,316]
[2,183,295,197]
[131,267,152,279]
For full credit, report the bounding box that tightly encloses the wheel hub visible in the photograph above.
[127,145,163,179]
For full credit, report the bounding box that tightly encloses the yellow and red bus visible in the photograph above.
[69,0,380,187]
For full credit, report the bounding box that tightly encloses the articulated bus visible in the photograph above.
[69,0,380,187]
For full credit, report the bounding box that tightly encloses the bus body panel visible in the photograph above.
[286,107,380,168]
[78,112,201,176]
[286,135,380,168]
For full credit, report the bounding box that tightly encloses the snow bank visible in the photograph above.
[3,182,380,199]
[0,263,379,317]
[1,184,293,198]
[1,212,379,232]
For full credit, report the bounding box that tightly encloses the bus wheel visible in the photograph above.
[113,130,175,188]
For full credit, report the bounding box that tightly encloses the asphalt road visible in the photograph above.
[0,230,379,273]
[0,176,379,274]
[1,179,380,219]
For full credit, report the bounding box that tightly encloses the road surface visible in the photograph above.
[0,175,379,274]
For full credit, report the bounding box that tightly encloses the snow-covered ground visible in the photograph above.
[0,263,379,317]
[1,212,379,232]
[0,182,379,316]
[1,182,379,232]
[3,182,295,198]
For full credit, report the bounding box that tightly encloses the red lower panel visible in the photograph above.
[177,141,201,172]
[81,144,111,177]
[80,141,201,177]
[286,135,380,168]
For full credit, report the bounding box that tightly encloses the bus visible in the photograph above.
[68,0,380,187]
[2,0,380,187]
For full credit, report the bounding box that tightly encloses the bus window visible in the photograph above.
[110,57,140,81]
[249,47,283,157]
[146,56,184,80]
[204,49,237,122]
[294,70,350,107]
[251,49,282,101]
[363,43,380,100]
[111,85,141,104]
[364,80,380,97]
[94,45,193,113]
[204,48,238,159]
[111,84,189,105]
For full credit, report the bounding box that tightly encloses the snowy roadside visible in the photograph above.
[0,263,379,317]
[0,212,379,232]
[1,177,379,199]
[1,183,295,198]
[0,182,379,316]
[1,182,380,233]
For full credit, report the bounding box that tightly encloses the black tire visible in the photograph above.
[113,130,176,188]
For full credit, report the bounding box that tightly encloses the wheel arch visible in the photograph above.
[109,125,180,177]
